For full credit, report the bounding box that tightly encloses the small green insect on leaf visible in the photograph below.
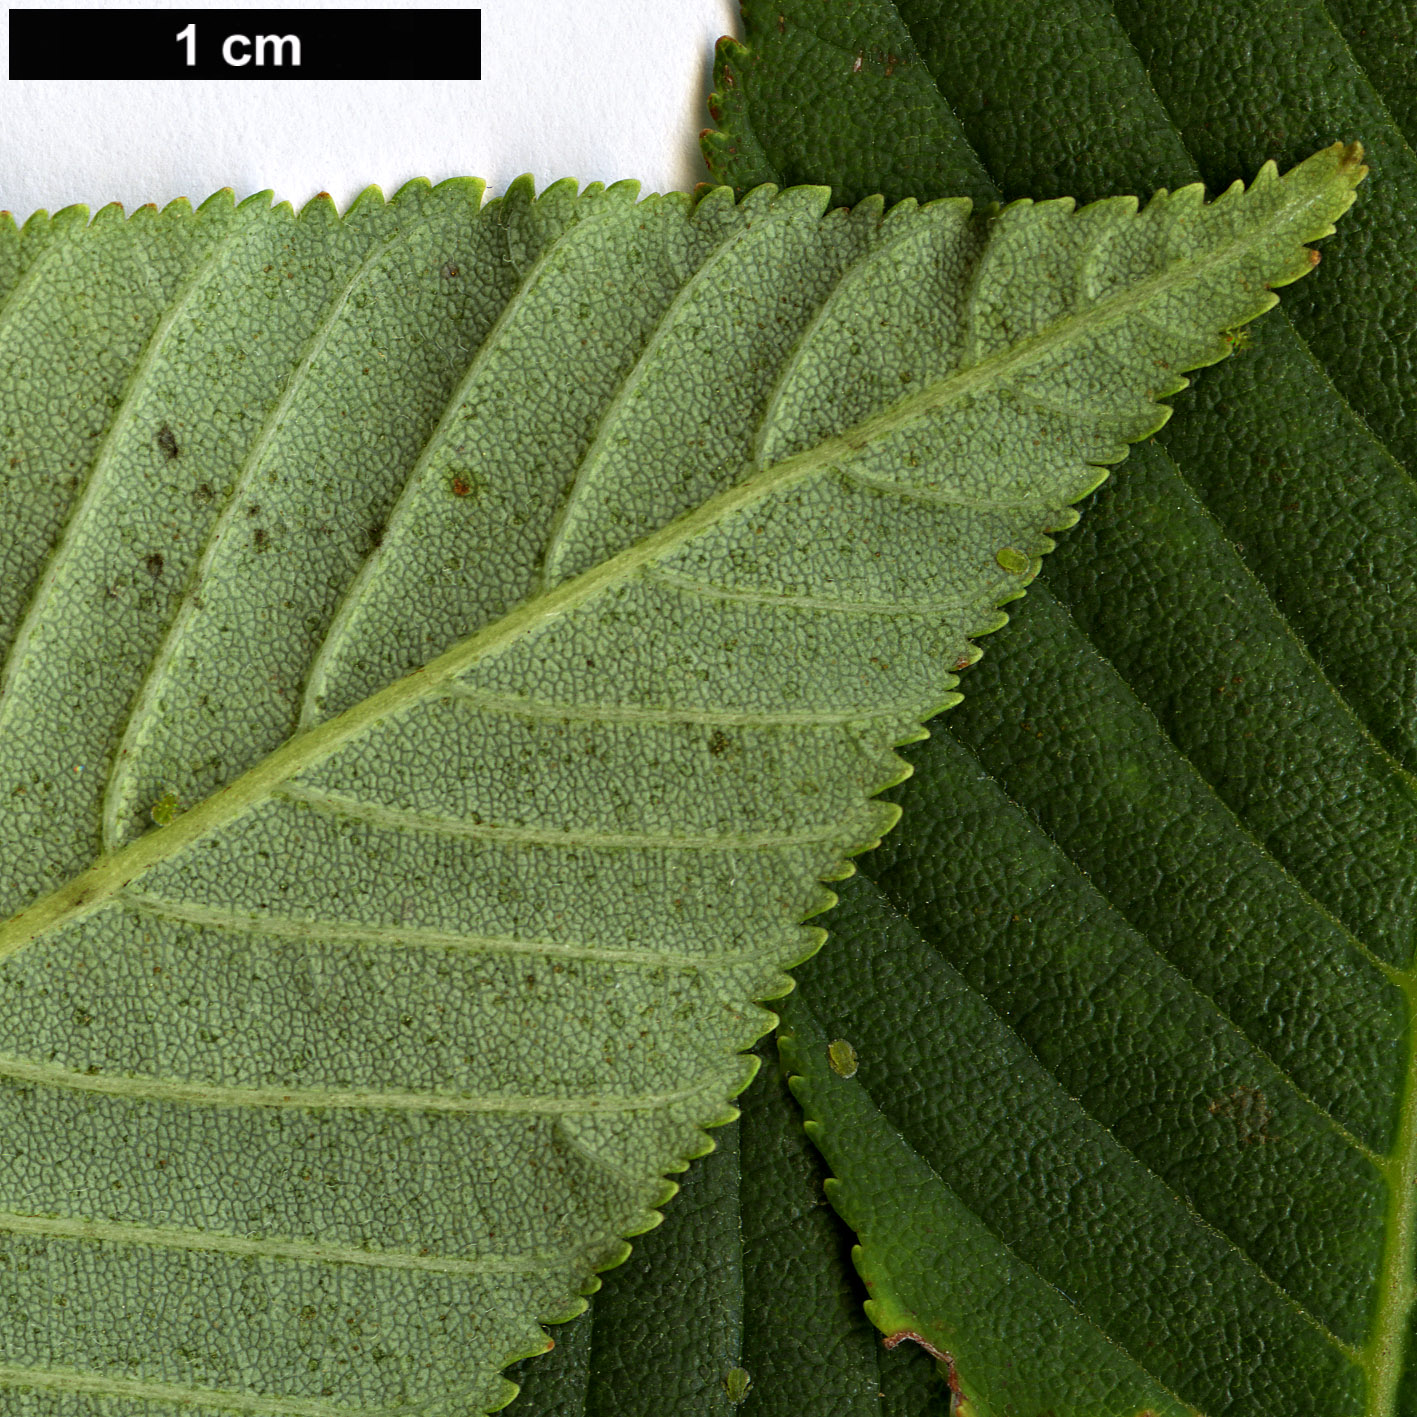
[828,1037,859,1078]
[724,1366,752,1403]
[148,790,179,826]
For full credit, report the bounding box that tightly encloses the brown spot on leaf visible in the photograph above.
[708,730,731,757]
[883,1331,949,1362]
[1209,1084,1274,1146]
[144,552,164,578]
[451,475,472,497]
[156,424,179,460]
[441,261,460,279]
[253,528,269,550]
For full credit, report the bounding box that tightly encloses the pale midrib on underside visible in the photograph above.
[0,181,1332,966]
[120,889,768,970]
[0,1209,574,1277]
[0,1053,720,1114]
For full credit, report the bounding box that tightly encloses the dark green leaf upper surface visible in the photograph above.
[508,1038,940,1416]
[706,2,1417,1414]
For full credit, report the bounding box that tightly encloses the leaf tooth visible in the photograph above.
[193,186,234,217]
[1074,192,1142,233]
[691,183,739,219]
[499,170,540,206]
[426,173,485,205]
[766,184,834,219]
[605,176,644,203]
[297,189,339,223]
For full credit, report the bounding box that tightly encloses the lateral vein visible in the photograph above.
[838,463,1059,510]
[275,782,846,850]
[119,889,772,970]
[0,216,251,720]
[0,1053,718,1114]
[644,567,966,617]
[102,216,446,851]
[0,1365,363,1417]
[441,685,904,727]
[0,1209,573,1277]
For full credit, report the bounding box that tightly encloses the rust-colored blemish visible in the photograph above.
[451,475,472,497]
[1209,1083,1274,1146]
[883,1330,949,1363]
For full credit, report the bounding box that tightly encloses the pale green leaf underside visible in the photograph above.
[0,145,1360,1415]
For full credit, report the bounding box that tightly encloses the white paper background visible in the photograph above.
[0,1,740,222]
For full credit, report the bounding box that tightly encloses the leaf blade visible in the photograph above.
[0,151,1358,1412]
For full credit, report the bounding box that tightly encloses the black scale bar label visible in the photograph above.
[9,9,481,79]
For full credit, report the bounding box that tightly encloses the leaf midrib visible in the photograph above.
[0,180,1337,967]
